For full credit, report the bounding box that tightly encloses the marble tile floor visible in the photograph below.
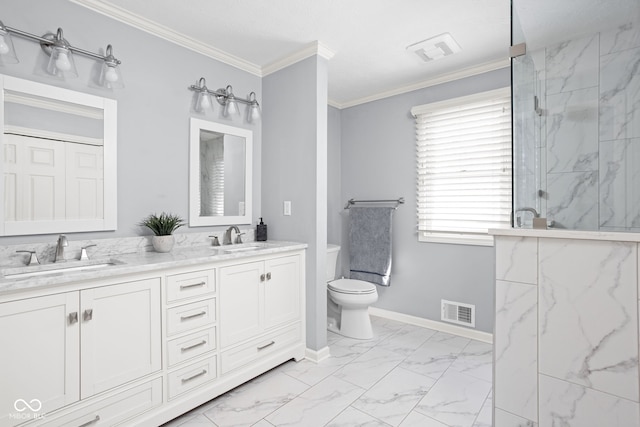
[162,316,493,427]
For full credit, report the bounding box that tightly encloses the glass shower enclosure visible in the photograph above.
[512,0,640,231]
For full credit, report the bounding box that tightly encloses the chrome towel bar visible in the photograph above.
[344,197,404,210]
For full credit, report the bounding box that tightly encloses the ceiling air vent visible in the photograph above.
[407,33,461,62]
[441,299,475,328]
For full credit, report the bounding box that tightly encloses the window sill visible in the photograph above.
[419,233,494,247]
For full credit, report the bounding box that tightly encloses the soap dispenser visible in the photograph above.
[257,218,267,241]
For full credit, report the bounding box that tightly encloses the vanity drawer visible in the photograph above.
[167,356,217,400]
[167,327,216,367]
[166,298,216,336]
[220,323,301,375]
[36,377,162,427]
[166,269,215,303]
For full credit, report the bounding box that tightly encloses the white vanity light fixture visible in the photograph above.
[0,20,123,88]
[188,77,261,122]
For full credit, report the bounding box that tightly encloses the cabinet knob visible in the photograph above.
[266,272,272,280]
[68,312,78,325]
[83,309,93,321]
[260,273,266,282]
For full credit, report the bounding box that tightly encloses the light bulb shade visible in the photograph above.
[248,103,261,123]
[223,97,240,117]
[47,46,78,77]
[99,62,124,89]
[0,30,19,65]
[246,92,260,123]
[195,91,214,112]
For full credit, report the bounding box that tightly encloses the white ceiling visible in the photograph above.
[71,0,511,108]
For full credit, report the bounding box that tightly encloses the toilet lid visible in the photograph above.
[328,279,377,295]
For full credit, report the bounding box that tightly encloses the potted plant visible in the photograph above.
[139,212,186,253]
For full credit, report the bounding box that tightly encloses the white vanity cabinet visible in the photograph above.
[219,254,302,374]
[0,277,161,427]
[0,244,306,427]
[164,268,218,400]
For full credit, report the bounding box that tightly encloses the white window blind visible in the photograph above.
[412,88,512,245]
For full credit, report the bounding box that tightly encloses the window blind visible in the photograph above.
[413,88,511,243]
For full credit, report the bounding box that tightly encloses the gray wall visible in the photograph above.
[334,68,510,333]
[0,0,262,244]
[327,106,342,247]
[262,56,329,351]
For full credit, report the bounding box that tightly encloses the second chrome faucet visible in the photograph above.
[54,234,68,262]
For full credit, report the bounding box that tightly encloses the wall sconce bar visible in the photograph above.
[0,20,123,88]
[188,77,260,122]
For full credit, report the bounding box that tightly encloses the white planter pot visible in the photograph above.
[152,235,175,253]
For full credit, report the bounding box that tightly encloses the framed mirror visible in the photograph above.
[189,118,252,226]
[0,75,117,236]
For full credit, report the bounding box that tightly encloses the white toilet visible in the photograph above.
[326,244,378,339]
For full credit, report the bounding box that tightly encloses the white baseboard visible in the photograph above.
[305,346,331,363]
[369,307,493,344]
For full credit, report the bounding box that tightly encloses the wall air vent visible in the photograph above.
[407,33,461,63]
[441,299,475,327]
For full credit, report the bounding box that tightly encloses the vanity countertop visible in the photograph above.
[0,241,307,296]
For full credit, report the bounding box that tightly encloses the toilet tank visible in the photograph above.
[326,244,340,282]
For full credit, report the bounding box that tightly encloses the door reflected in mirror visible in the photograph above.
[189,119,252,226]
[0,75,117,236]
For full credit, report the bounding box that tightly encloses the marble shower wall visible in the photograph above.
[516,22,640,231]
[493,233,640,426]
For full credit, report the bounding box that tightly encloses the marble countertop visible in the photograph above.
[489,227,640,242]
[0,241,307,296]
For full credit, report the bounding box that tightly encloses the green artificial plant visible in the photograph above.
[139,212,186,236]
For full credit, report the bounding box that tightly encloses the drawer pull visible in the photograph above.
[180,281,206,290]
[68,312,78,325]
[181,369,207,383]
[83,309,93,321]
[181,340,207,352]
[78,415,100,427]
[180,311,207,321]
[257,340,275,351]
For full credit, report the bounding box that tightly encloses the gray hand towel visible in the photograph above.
[349,206,394,286]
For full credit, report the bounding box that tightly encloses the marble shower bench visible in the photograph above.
[491,228,640,427]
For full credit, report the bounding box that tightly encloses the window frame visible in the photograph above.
[412,87,512,246]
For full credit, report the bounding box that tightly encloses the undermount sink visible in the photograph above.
[2,258,123,279]
[213,243,272,254]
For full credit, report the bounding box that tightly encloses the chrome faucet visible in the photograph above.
[54,234,68,262]
[223,226,243,245]
[516,207,540,218]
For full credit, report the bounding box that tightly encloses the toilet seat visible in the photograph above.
[328,278,376,295]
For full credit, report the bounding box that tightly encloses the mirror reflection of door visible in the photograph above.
[3,90,105,224]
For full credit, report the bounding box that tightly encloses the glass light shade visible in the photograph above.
[47,46,78,77]
[223,97,240,117]
[99,62,124,89]
[247,103,261,123]
[195,91,213,112]
[0,31,19,65]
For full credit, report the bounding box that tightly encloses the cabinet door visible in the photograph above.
[0,293,79,425]
[80,278,161,398]
[264,255,301,330]
[219,261,263,347]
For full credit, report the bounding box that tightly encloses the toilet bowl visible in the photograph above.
[326,245,379,340]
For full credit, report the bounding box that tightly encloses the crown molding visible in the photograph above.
[333,58,510,109]
[69,0,262,76]
[262,41,336,77]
